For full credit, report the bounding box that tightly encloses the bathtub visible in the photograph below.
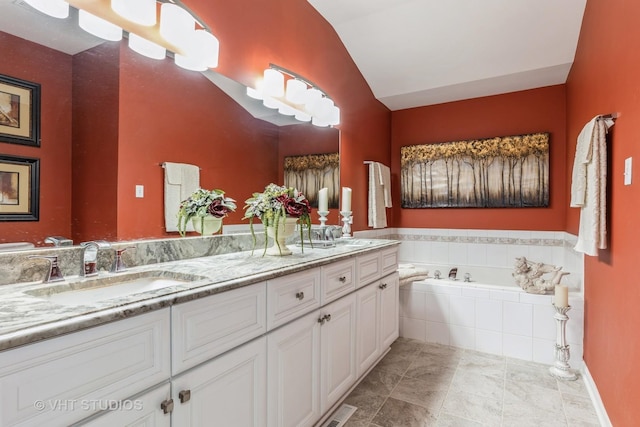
[399,263,584,366]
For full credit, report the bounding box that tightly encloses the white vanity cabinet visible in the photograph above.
[0,309,170,427]
[0,244,399,427]
[171,337,267,427]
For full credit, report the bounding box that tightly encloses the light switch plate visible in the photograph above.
[135,185,144,198]
[624,157,632,185]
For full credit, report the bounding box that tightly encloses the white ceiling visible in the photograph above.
[1,0,588,113]
[307,0,587,110]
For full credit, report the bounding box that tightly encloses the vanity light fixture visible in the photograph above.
[247,65,340,127]
[23,0,219,72]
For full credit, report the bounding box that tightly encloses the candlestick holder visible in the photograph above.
[549,304,578,381]
[340,210,353,238]
[317,211,329,228]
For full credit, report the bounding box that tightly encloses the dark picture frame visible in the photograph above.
[0,74,41,147]
[0,154,40,221]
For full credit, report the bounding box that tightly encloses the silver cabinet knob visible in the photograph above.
[318,316,326,325]
[179,389,191,403]
[338,276,347,283]
[324,314,331,322]
[296,291,304,300]
[160,399,174,414]
[379,283,388,289]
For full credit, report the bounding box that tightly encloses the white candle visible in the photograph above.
[341,187,352,212]
[554,285,569,307]
[318,188,328,212]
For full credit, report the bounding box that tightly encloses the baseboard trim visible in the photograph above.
[582,363,612,427]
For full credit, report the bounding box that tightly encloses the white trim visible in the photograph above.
[582,363,612,427]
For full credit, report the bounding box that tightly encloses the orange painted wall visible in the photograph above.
[391,85,567,230]
[72,44,120,242]
[115,46,279,240]
[565,0,640,424]
[186,0,391,231]
[0,33,73,245]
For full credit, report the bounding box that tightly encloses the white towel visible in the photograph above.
[570,116,614,256]
[377,162,393,208]
[368,162,387,228]
[164,162,200,232]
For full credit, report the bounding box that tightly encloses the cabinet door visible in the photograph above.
[379,273,399,350]
[267,311,321,427]
[320,294,357,413]
[172,337,267,427]
[81,383,171,427]
[355,283,380,377]
[172,282,266,374]
[0,309,170,427]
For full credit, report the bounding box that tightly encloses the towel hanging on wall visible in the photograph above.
[570,115,614,256]
[163,162,200,232]
[367,161,391,228]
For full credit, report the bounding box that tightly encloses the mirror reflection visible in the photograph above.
[0,2,339,248]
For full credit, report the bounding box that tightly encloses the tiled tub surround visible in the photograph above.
[355,228,585,365]
[0,236,398,351]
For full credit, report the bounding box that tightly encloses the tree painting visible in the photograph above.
[401,133,549,208]
[284,153,339,209]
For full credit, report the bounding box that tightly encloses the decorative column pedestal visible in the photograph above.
[549,304,578,381]
[318,211,329,228]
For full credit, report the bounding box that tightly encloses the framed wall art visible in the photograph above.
[0,154,40,221]
[284,152,340,209]
[401,132,550,208]
[0,74,41,147]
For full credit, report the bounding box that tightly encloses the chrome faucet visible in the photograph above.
[28,255,65,283]
[112,246,135,273]
[448,267,458,280]
[44,236,73,247]
[80,241,111,277]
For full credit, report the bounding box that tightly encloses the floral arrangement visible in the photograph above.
[177,188,237,236]
[243,183,312,254]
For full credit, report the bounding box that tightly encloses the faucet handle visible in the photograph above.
[112,246,135,273]
[28,255,65,283]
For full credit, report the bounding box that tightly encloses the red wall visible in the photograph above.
[565,0,640,424]
[187,0,391,231]
[0,33,73,245]
[391,85,567,230]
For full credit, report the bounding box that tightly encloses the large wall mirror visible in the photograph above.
[0,2,339,247]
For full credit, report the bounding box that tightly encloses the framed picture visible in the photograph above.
[0,74,41,147]
[0,154,39,221]
[401,132,550,208]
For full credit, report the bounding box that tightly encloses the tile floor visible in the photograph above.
[342,338,600,427]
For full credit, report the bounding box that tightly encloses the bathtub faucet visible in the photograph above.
[463,272,471,282]
[433,270,441,279]
[448,267,458,280]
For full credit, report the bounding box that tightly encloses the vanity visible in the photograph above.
[0,238,399,427]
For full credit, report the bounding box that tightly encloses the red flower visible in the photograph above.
[207,199,229,218]
[283,197,311,217]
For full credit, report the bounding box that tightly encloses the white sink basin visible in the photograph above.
[26,270,206,306]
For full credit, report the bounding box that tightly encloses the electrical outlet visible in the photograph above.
[135,185,144,198]
[624,157,632,185]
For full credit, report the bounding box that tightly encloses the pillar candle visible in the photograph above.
[341,187,352,212]
[318,188,328,212]
[554,285,569,307]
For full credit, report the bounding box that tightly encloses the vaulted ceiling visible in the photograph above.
[307,0,587,110]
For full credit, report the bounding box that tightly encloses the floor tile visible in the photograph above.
[371,397,437,427]
[442,389,503,426]
[390,376,447,412]
[338,340,601,427]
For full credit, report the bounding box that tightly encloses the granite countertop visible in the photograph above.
[0,238,399,351]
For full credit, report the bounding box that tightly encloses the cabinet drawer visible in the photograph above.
[172,282,267,374]
[0,309,170,427]
[381,247,399,276]
[267,269,321,330]
[321,258,356,304]
[356,252,381,288]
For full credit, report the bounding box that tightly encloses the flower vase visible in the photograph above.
[265,217,298,256]
[192,215,223,235]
